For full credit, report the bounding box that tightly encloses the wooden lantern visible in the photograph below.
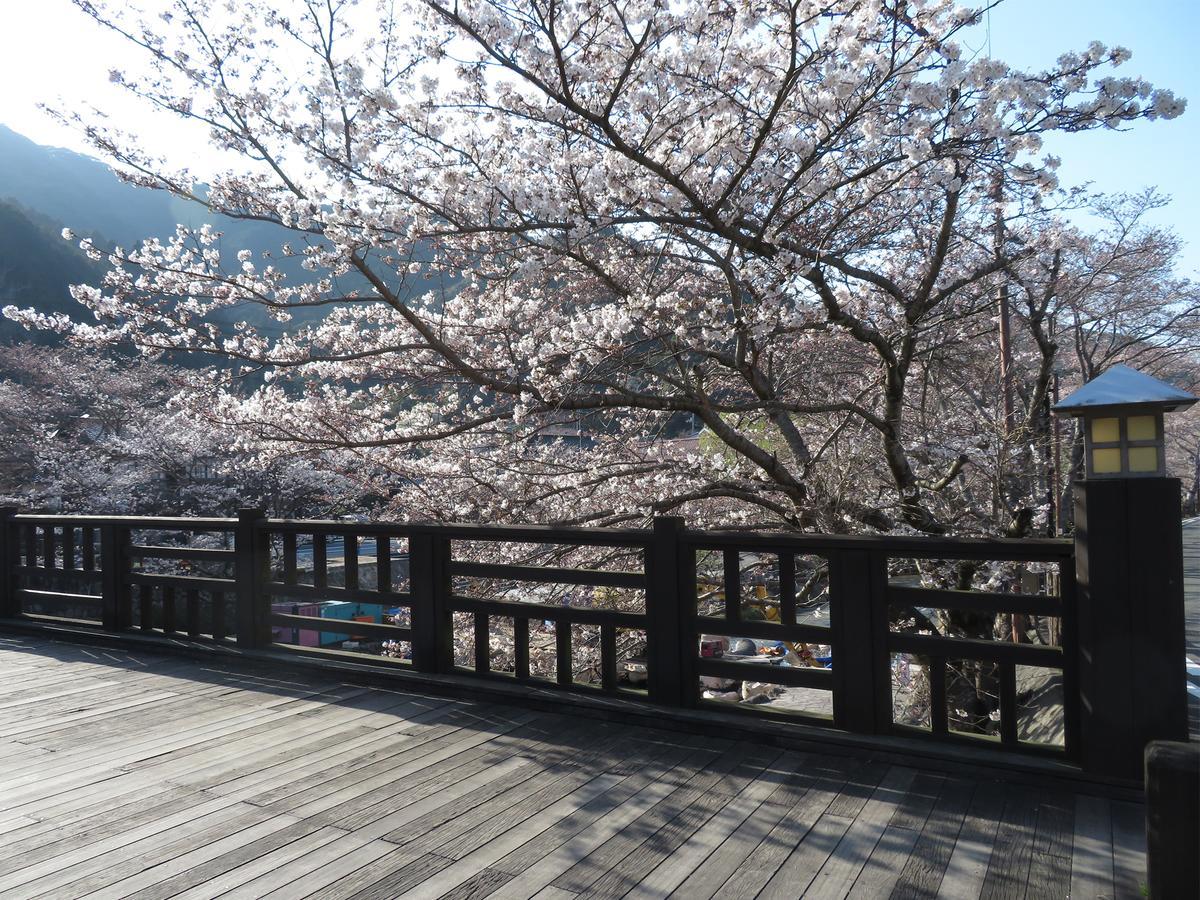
[1053,364,1196,479]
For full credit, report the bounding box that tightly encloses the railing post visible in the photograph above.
[830,548,888,734]
[1074,478,1189,780]
[235,508,268,649]
[409,530,452,673]
[99,523,131,630]
[0,507,17,619]
[647,516,689,708]
[1145,741,1200,898]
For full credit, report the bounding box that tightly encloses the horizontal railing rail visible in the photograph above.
[0,507,1092,770]
[681,528,1074,557]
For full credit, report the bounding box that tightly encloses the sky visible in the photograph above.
[2,0,1198,275]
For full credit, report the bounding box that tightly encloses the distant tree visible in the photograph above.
[1166,402,1200,517]
[1011,192,1200,526]
[0,343,351,516]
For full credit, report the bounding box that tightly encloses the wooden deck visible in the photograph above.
[0,633,1145,899]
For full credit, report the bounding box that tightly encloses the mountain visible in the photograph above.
[0,125,196,246]
[0,124,437,344]
[0,124,330,259]
[0,199,108,344]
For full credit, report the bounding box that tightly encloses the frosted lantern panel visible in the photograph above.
[1128,446,1158,472]
[1092,448,1122,474]
[1127,415,1157,441]
[1090,417,1120,443]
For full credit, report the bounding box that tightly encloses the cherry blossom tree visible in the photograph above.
[1004,191,1200,529]
[6,0,1188,542]
[1173,404,1200,516]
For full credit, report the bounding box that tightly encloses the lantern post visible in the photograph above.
[1053,365,1196,779]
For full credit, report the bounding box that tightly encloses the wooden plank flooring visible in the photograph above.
[0,633,1145,899]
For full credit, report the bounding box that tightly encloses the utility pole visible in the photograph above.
[992,173,1015,435]
[1051,371,1063,533]
[992,173,1024,643]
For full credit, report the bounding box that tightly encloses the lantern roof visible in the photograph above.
[1053,364,1197,416]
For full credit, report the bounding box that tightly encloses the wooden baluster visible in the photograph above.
[723,549,739,624]
[81,527,95,571]
[186,588,201,638]
[313,533,327,591]
[556,620,572,686]
[62,527,76,572]
[211,591,226,641]
[140,585,154,632]
[161,586,176,634]
[778,552,796,626]
[344,533,359,591]
[601,624,617,692]
[475,614,490,674]
[377,536,392,593]
[999,661,1018,747]
[929,656,948,736]
[282,532,297,585]
[43,526,55,571]
[514,617,529,680]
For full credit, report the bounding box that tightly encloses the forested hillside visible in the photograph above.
[0,124,427,342]
[0,199,105,344]
[0,124,193,244]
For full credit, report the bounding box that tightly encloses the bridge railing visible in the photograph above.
[0,500,1184,781]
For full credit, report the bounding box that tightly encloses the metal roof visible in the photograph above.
[1053,364,1197,414]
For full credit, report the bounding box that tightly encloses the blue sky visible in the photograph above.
[2,0,1197,275]
[980,0,1199,275]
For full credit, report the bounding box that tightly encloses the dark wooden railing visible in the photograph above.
[0,501,1180,782]
[676,528,1077,759]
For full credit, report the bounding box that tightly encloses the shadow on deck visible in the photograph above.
[0,632,1146,899]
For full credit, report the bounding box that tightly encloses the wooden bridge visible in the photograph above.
[0,631,1147,899]
[0,504,1192,898]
